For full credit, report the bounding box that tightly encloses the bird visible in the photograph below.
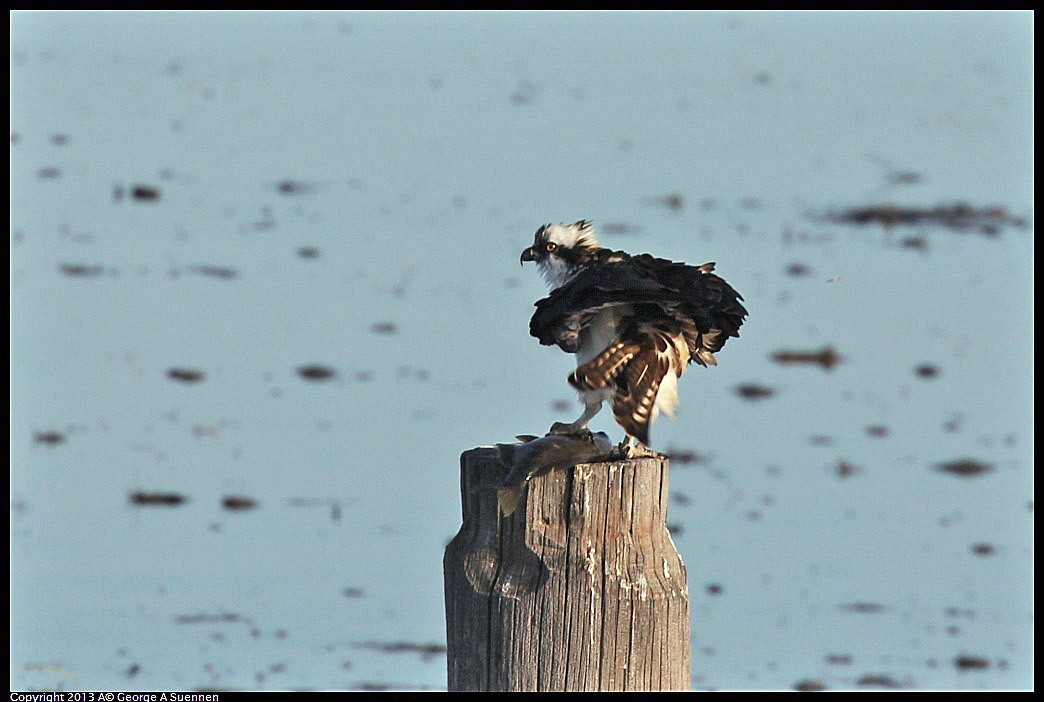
[520,220,747,455]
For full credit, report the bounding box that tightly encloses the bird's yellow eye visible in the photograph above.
[545,242,557,253]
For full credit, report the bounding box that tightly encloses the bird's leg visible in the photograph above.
[549,401,602,437]
[616,435,661,459]
[615,434,638,459]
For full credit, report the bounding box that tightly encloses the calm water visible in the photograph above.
[11,11,1033,691]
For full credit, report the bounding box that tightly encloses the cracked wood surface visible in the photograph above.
[444,447,690,691]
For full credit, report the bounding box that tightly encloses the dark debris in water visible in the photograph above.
[865,425,889,439]
[935,458,993,478]
[735,383,776,401]
[168,367,205,383]
[601,222,644,236]
[665,447,704,465]
[955,654,990,671]
[273,179,318,195]
[643,193,684,212]
[836,460,861,479]
[785,262,813,277]
[970,542,996,557]
[771,345,840,371]
[839,602,886,614]
[297,364,336,381]
[174,612,245,625]
[222,496,258,511]
[186,265,238,280]
[130,185,161,201]
[353,641,447,662]
[59,263,105,278]
[33,431,66,445]
[819,202,1027,236]
[130,491,187,507]
[899,235,929,251]
[915,363,941,379]
[856,674,906,688]
[793,680,827,692]
[371,322,398,335]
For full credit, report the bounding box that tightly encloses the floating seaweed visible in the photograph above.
[914,364,940,379]
[836,460,861,479]
[839,602,886,614]
[785,262,813,277]
[167,367,205,383]
[642,193,684,212]
[819,202,1027,236]
[970,543,995,557]
[59,263,105,278]
[735,383,775,401]
[33,431,65,445]
[174,612,244,625]
[856,675,905,688]
[297,364,336,381]
[770,346,840,371]
[935,459,993,478]
[186,265,238,280]
[955,654,990,671]
[600,223,644,236]
[273,180,318,195]
[130,491,187,507]
[222,496,258,511]
[353,641,447,662]
[130,185,160,201]
[665,448,704,465]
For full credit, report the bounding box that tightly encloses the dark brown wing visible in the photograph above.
[529,250,747,366]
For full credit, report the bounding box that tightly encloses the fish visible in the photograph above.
[494,430,613,516]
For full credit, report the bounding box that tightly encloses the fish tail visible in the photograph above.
[495,443,516,468]
[497,487,524,516]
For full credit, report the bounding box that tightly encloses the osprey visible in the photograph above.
[521,220,747,454]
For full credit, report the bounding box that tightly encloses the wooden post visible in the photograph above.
[444,446,690,691]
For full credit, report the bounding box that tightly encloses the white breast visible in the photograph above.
[575,305,631,366]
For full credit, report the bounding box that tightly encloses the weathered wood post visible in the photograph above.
[444,446,690,691]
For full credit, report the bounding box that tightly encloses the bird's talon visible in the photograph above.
[549,422,588,437]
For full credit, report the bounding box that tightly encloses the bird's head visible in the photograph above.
[521,220,601,288]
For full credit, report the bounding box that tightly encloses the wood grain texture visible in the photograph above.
[444,447,690,691]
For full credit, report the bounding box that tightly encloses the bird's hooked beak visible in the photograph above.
[520,246,537,265]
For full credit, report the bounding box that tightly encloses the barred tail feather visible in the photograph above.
[612,348,669,446]
[570,341,641,391]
